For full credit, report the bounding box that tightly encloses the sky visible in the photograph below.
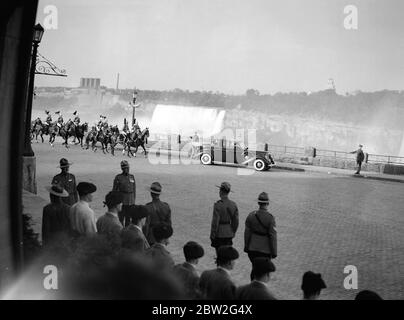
[35,0,404,94]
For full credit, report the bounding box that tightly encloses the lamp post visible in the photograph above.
[23,23,44,157]
[131,89,138,126]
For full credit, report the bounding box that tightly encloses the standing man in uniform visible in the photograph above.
[144,182,172,245]
[210,182,239,254]
[113,160,136,227]
[51,158,78,206]
[350,144,365,175]
[244,192,277,272]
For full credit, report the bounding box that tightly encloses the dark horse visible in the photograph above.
[74,122,88,148]
[31,118,45,143]
[126,128,149,157]
[59,120,76,148]
[104,125,121,156]
[85,127,108,153]
[48,122,59,147]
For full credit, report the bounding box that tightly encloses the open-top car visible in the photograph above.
[198,139,275,171]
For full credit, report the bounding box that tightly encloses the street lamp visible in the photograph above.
[131,89,138,125]
[23,23,44,157]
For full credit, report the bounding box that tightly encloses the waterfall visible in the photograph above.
[149,104,226,137]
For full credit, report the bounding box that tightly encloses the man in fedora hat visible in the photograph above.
[301,271,327,300]
[244,192,277,264]
[70,182,97,236]
[96,191,124,239]
[350,144,365,174]
[42,184,72,246]
[144,182,172,245]
[199,246,239,300]
[121,205,150,253]
[113,160,136,227]
[52,158,78,206]
[173,241,205,299]
[210,182,239,254]
[236,257,277,300]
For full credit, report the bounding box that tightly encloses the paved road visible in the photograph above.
[33,142,404,300]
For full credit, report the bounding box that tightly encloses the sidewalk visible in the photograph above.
[274,162,404,183]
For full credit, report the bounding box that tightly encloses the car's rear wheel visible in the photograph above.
[200,153,212,165]
[253,158,266,171]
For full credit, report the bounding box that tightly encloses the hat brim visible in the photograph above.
[215,185,233,193]
[46,186,69,197]
[58,162,73,168]
[258,199,270,204]
[146,187,162,195]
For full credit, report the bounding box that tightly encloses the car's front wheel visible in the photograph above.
[200,153,212,165]
[253,158,267,171]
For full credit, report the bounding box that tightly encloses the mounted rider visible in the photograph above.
[73,110,80,125]
[56,111,64,128]
[45,110,52,125]
[132,119,141,137]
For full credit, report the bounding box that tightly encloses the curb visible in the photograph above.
[273,165,305,172]
[275,163,404,183]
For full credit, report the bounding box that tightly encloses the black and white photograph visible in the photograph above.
[0,0,403,306]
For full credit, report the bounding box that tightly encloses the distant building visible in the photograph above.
[80,78,101,89]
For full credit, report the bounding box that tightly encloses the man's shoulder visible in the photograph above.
[246,210,258,219]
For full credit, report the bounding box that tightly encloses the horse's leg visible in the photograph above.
[65,136,69,148]
[142,144,147,157]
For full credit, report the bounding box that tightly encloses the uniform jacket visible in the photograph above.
[146,243,175,269]
[121,224,150,253]
[244,208,277,257]
[144,199,172,244]
[96,212,123,237]
[173,262,202,299]
[51,172,78,206]
[236,281,277,300]
[70,200,97,236]
[113,173,136,205]
[210,197,239,240]
[42,201,71,246]
[199,268,236,300]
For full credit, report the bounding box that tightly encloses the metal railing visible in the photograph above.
[148,134,404,165]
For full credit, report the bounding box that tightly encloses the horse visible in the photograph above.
[85,127,108,153]
[126,128,149,157]
[74,122,88,148]
[104,125,121,156]
[31,118,44,143]
[48,122,59,147]
[59,120,76,148]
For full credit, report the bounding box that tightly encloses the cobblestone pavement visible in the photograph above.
[32,143,404,300]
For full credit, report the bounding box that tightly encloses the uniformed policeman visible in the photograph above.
[210,182,239,254]
[244,192,277,263]
[113,160,136,226]
[143,182,172,245]
[51,158,78,206]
